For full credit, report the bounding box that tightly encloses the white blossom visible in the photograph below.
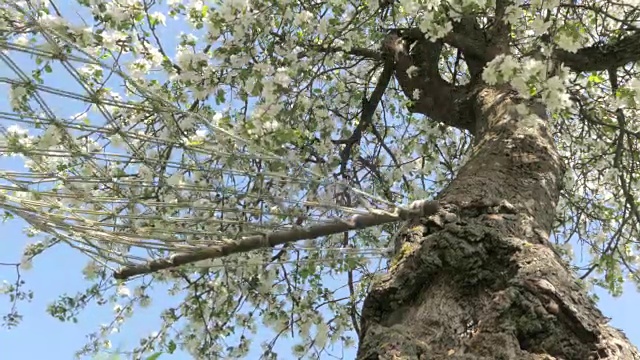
[116,285,131,297]
[556,32,581,53]
[149,11,166,26]
[406,65,419,78]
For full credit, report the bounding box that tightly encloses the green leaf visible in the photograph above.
[167,340,177,354]
[186,139,204,146]
[145,353,163,360]
[2,210,14,223]
[216,88,226,104]
[588,73,603,84]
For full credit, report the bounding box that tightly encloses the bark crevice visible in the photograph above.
[359,214,637,359]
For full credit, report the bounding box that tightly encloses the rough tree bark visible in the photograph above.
[356,23,640,360]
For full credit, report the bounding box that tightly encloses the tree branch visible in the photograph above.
[443,19,640,73]
[334,54,395,175]
[297,45,383,61]
[387,31,475,133]
[113,200,441,280]
[555,32,640,72]
[446,17,493,78]
[268,30,383,61]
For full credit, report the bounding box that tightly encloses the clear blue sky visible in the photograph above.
[1,2,639,359]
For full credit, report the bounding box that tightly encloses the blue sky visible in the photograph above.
[0,2,639,359]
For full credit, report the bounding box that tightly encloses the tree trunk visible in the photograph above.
[356,85,640,359]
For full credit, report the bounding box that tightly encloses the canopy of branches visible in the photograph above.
[0,0,639,358]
